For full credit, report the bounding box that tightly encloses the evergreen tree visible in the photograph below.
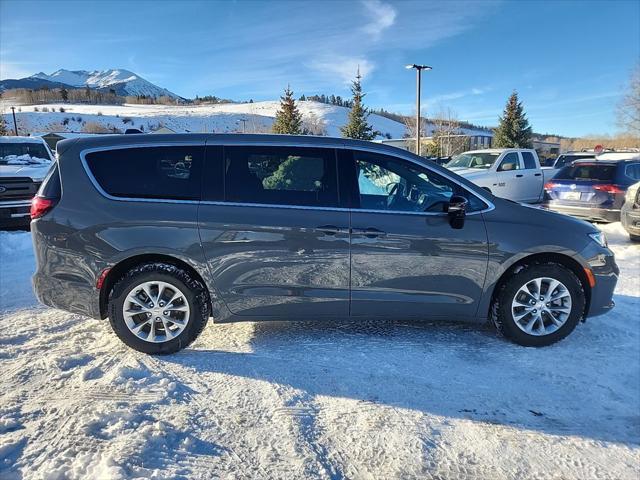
[272,85,303,135]
[493,91,533,148]
[60,87,68,102]
[299,94,306,101]
[0,116,7,136]
[340,69,375,140]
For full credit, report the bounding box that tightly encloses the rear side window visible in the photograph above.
[625,163,640,181]
[224,146,338,207]
[85,146,204,200]
[497,152,520,171]
[521,152,537,169]
[555,163,616,181]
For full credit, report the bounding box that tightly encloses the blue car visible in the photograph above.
[544,153,640,223]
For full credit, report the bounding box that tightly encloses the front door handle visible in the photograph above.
[315,225,346,236]
[534,173,542,177]
[516,174,524,178]
[352,227,386,238]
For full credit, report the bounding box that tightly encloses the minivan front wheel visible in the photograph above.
[492,263,585,347]
[108,263,210,354]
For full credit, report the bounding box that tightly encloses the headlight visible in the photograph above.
[589,231,608,248]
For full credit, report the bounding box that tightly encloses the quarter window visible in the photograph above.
[224,146,338,207]
[352,151,486,213]
[497,152,521,171]
[85,146,203,200]
[521,151,537,169]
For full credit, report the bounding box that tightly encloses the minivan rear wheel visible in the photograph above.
[108,263,210,354]
[491,263,585,347]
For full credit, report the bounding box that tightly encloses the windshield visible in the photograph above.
[0,142,52,165]
[554,154,595,169]
[555,163,616,181]
[447,152,499,169]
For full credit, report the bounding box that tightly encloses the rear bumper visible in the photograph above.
[32,271,102,319]
[544,203,620,223]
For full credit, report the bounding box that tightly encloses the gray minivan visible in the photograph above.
[31,134,618,354]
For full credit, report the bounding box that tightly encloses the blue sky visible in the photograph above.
[1,0,638,137]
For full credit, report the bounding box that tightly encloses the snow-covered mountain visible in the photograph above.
[10,69,181,99]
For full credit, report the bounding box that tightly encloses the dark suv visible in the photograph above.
[31,134,618,353]
[544,154,640,222]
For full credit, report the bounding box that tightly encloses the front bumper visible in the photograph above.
[544,203,620,223]
[0,200,31,225]
[621,204,640,235]
[586,252,619,318]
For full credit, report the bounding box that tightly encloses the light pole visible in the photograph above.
[237,118,247,133]
[10,106,18,136]
[405,64,432,156]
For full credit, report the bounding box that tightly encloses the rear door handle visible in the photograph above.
[315,225,347,236]
[352,227,386,238]
[516,174,524,178]
[534,173,542,177]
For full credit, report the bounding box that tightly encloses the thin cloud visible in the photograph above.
[361,0,397,38]
[308,56,375,84]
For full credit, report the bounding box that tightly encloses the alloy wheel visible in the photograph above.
[511,277,572,336]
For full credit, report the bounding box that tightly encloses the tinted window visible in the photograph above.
[625,163,640,181]
[555,163,616,181]
[353,151,486,213]
[224,146,338,207]
[497,152,520,171]
[86,146,203,200]
[39,162,61,199]
[521,151,537,169]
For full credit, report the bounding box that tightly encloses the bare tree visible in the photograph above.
[430,108,466,157]
[617,64,640,137]
[403,114,429,154]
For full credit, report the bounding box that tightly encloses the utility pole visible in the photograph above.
[405,64,432,156]
[10,106,18,136]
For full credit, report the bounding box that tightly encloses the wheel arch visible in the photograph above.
[488,252,592,319]
[99,253,210,319]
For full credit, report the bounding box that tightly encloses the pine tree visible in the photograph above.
[0,116,7,136]
[493,91,533,148]
[272,85,303,135]
[340,69,375,140]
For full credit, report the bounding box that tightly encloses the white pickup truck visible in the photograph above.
[445,148,547,203]
[0,136,54,226]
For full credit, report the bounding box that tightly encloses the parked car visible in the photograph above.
[445,148,545,203]
[1,136,54,227]
[547,151,597,169]
[31,134,618,353]
[543,153,640,222]
[621,181,640,241]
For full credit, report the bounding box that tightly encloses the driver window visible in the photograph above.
[354,152,458,213]
[497,152,521,171]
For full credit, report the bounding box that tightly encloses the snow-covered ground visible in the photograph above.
[0,223,638,479]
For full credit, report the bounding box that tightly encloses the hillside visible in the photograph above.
[2,101,494,140]
[2,101,407,139]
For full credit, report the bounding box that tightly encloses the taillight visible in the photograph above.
[544,182,558,191]
[30,196,56,219]
[593,184,624,194]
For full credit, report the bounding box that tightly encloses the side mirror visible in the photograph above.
[447,195,467,229]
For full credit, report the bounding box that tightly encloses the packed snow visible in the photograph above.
[1,155,51,165]
[0,223,638,479]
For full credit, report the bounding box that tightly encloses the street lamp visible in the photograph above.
[406,64,432,156]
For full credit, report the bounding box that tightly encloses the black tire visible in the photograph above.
[630,234,640,243]
[491,263,585,347]
[108,262,210,354]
